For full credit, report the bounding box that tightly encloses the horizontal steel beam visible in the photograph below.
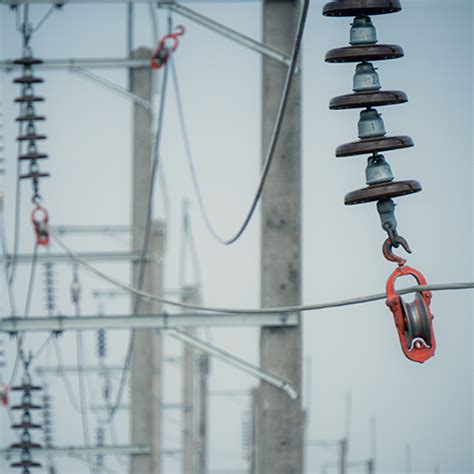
[90,403,186,411]
[0,57,150,71]
[1,311,297,333]
[0,445,152,457]
[158,2,294,69]
[36,360,181,375]
[52,224,132,234]
[3,250,159,264]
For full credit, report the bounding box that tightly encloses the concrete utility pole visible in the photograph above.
[250,387,259,474]
[181,284,209,474]
[130,47,164,474]
[196,352,209,474]
[339,439,348,474]
[259,1,303,473]
[182,285,198,474]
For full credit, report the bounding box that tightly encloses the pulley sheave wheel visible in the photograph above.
[401,293,433,351]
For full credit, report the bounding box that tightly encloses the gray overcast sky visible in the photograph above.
[0,1,472,473]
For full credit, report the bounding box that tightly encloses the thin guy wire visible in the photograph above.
[8,116,24,286]
[105,55,170,424]
[72,267,93,473]
[8,242,40,386]
[53,233,474,315]
[32,4,57,33]
[170,0,309,245]
[52,337,82,413]
[0,203,17,315]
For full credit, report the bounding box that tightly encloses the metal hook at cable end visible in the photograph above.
[382,236,411,266]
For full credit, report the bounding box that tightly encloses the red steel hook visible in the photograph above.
[382,237,408,266]
[386,263,436,363]
[150,25,186,70]
[31,204,49,246]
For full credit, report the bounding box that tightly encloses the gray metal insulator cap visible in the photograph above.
[353,62,381,92]
[350,16,378,45]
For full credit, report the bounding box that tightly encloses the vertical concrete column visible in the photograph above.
[182,286,198,474]
[260,1,304,473]
[196,352,209,474]
[130,47,163,474]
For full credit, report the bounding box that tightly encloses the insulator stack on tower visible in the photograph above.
[97,329,107,360]
[323,0,420,250]
[10,368,42,473]
[41,392,54,448]
[96,426,105,469]
[14,47,49,204]
[42,261,56,316]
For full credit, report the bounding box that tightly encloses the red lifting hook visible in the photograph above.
[31,204,50,246]
[384,239,436,363]
[150,25,186,70]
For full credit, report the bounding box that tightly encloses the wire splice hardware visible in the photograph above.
[323,0,436,363]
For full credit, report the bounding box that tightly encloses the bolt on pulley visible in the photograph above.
[323,0,436,363]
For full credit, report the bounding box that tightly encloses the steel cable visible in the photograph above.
[53,233,474,315]
[170,0,309,245]
[104,55,171,423]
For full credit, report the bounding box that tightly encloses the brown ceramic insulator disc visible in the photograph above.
[17,134,47,142]
[11,423,42,430]
[10,385,42,391]
[11,403,42,410]
[329,90,408,110]
[323,0,401,16]
[10,442,42,449]
[325,44,404,63]
[13,57,43,66]
[345,180,422,205]
[13,76,44,84]
[11,461,42,468]
[336,135,414,157]
[19,153,48,161]
[14,96,45,103]
[20,172,50,180]
[16,115,46,122]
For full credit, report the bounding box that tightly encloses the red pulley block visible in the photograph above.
[385,253,436,363]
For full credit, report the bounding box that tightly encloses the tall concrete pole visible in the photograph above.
[182,286,198,474]
[260,1,304,473]
[130,47,164,474]
[250,387,258,474]
[339,439,347,474]
[196,352,209,474]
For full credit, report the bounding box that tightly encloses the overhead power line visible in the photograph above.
[53,233,474,315]
[171,0,309,245]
